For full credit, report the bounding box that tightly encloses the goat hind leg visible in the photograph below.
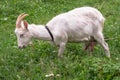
[93,32,110,58]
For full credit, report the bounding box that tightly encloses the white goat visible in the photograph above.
[15,7,110,58]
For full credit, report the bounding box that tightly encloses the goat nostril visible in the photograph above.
[18,46,22,49]
[23,45,26,48]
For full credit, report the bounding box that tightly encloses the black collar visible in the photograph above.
[45,26,54,42]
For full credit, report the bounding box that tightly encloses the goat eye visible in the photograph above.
[20,34,24,37]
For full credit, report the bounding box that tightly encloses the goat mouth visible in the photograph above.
[18,45,26,49]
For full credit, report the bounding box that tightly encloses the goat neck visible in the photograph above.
[28,24,52,41]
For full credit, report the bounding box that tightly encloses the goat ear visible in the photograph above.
[23,20,28,29]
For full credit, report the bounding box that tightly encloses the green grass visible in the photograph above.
[0,0,120,80]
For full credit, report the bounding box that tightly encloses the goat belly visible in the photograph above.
[68,34,90,42]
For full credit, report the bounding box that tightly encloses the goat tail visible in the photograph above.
[99,16,105,31]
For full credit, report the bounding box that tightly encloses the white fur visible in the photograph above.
[15,7,110,58]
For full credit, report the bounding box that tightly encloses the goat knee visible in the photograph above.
[58,42,66,57]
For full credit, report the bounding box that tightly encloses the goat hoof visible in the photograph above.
[58,55,63,58]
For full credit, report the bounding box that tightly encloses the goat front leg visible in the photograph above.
[58,42,66,58]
